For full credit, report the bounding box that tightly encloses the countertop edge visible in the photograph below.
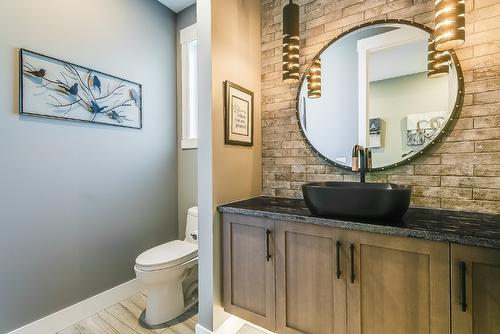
[218,205,500,250]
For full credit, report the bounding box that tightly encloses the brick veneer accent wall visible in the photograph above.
[261,0,500,214]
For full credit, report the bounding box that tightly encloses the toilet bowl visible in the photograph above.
[135,206,198,326]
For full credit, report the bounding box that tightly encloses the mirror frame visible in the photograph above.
[295,19,464,172]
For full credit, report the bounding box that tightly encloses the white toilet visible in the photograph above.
[135,207,198,326]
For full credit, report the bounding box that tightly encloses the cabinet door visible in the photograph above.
[347,231,450,334]
[222,213,275,331]
[451,244,500,334]
[276,222,346,334]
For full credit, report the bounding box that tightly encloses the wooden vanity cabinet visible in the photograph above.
[222,213,276,331]
[346,231,450,334]
[451,244,500,334]
[275,225,450,334]
[222,213,498,334]
[275,222,346,334]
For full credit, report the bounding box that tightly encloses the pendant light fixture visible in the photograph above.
[282,0,300,83]
[307,58,321,98]
[428,38,450,78]
[434,0,465,51]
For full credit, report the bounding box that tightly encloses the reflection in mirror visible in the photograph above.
[297,22,461,170]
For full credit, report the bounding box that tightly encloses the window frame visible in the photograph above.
[180,23,198,150]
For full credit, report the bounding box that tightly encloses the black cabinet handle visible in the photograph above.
[350,244,355,283]
[336,241,341,279]
[459,261,467,312]
[266,229,271,261]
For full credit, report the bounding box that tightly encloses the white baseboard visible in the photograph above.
[214,316,245,333]
[195,317,242,334]
[196,323,213,334]
[195,312,244,334]
[196,315,275,334]
[8,278,144,334]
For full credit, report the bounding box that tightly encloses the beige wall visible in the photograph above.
[197,0,262,330]
[212,2,262,203]
[261,0,500,214]
[212,0,262,327]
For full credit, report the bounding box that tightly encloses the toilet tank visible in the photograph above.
[184,206,198,244]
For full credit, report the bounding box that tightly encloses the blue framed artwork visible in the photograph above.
[20,49,142,129]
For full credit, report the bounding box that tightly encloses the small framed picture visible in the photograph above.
[224,81,253,146]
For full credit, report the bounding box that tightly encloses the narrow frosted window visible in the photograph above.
[181,24,198,149]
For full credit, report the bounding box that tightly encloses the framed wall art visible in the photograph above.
[20,49,142,129]
[224,81,253,146]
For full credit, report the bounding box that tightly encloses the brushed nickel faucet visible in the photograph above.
[352,145,372,183]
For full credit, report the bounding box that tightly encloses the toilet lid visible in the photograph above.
[135,240,198,271]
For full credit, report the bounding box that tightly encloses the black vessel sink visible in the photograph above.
[302,182,411,220]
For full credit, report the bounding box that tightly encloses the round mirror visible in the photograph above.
[297,20,463,171]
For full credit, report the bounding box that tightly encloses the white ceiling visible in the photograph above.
[158,0,195,13]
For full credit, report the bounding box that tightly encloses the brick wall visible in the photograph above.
[261,0,500,214]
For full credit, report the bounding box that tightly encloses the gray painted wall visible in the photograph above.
[0,0,177,332]
[176,4,198,240]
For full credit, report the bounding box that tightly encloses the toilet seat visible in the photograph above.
[135,240,198,271]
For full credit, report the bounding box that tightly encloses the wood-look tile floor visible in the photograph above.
[57,292,198,334]
[56,292,267,334]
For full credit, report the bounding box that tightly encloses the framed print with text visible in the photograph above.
[224,81,253,146]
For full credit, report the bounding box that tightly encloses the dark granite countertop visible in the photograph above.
[218,196,500,250]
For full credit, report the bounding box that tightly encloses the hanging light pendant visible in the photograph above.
[282,0,300,83]
[428,38,450,78]
[434,0,465,51]
[307,58,321,98]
